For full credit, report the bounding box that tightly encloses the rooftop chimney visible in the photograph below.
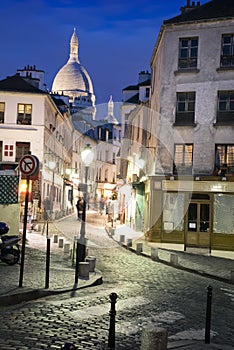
[180,0,200,14]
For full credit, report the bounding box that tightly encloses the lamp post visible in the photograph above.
[75,144,94,283]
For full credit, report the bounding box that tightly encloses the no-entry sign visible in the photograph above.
[19,154,39,176]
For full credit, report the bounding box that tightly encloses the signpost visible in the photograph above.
[19,154,39,287]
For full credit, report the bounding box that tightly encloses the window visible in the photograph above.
[216,144,234,173]
[163,193,185,231]
[174,144,193,174]
[220,34,234,68]
[145,87,150,98]
[105,150,109,162]
[4,145,13,157]
[178,37,198,69]
[175,92,196,125]
[214,194,234,234]
[105,169,108,182]
[0,141,2,161]
[17,104,32,125]
[0,102,5,123]
[15,142,30,162]
[216,91,234,124]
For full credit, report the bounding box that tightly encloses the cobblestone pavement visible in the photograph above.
[0,211,233,350]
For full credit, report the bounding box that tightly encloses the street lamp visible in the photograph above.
[75,144,94,283]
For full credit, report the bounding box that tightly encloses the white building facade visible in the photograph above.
[146,0,234,251]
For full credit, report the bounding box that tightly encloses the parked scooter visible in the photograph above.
[0,222,21,265]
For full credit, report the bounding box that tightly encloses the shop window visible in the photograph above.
[17,103,32,125]
[0,102,5,123]
[178,37,198,69]
[174,144,193,174]
[163,193,185,231]
[214,194,234,234]
[174,92,196,125]
[215,144,234,173]
[216,91,234,124]
[15,142,30,162]
[220,34,234,68]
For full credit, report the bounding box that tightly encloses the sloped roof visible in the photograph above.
[138,79,151,87]
[164,0,234,25]
[122,84,139,91]
[124,93,139,104]
[0,74,47,94]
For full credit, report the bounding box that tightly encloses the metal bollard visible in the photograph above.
[127,238,132,248]
[72,236,77,266]
[45,237,50,289]
[151,247,159,260]
[108,292,118,350]
[205,285,213,344]
[136,242,143,254]
[78,262,90,279]
[170,253,178,266]
[119,234,125,244]
[86,256,96,272]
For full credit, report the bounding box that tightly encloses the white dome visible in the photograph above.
[52,28,95,102]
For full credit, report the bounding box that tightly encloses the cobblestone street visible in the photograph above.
[0,213,233,349]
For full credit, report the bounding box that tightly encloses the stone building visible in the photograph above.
[145,0,234,252]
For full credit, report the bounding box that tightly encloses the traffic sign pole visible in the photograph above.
[19,175,30,288]
[18,154,39,287]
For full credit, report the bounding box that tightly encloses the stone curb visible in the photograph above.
[105,226,234,285]
[0,272,103,307]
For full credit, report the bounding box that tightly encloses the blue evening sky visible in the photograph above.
[0,0,206,104]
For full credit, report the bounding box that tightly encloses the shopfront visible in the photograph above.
[145,176,234,251]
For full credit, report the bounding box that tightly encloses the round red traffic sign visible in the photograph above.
[19,154,39,176]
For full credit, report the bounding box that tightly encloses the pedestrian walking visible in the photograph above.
[76,197,84,220]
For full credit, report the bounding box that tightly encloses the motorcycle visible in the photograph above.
[0,222,21,265]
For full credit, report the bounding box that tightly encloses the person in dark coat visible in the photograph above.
[76,197,84,220]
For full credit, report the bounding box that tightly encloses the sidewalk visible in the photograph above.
[106,222,234,285]
[0,225,102,307]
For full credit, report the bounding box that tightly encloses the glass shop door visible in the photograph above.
[186,201,210,247]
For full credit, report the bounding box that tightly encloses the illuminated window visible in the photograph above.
[0,102,5,123]
[174,144,193,174]
[17,104,32,125]
[216,144,234,172]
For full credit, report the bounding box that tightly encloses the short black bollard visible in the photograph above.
[205,285,213,344]
[45,221,50,289]
[108,292,118,350]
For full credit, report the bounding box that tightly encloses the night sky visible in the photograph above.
[0,0,206,105]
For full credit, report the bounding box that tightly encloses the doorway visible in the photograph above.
[186,199,210,247]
